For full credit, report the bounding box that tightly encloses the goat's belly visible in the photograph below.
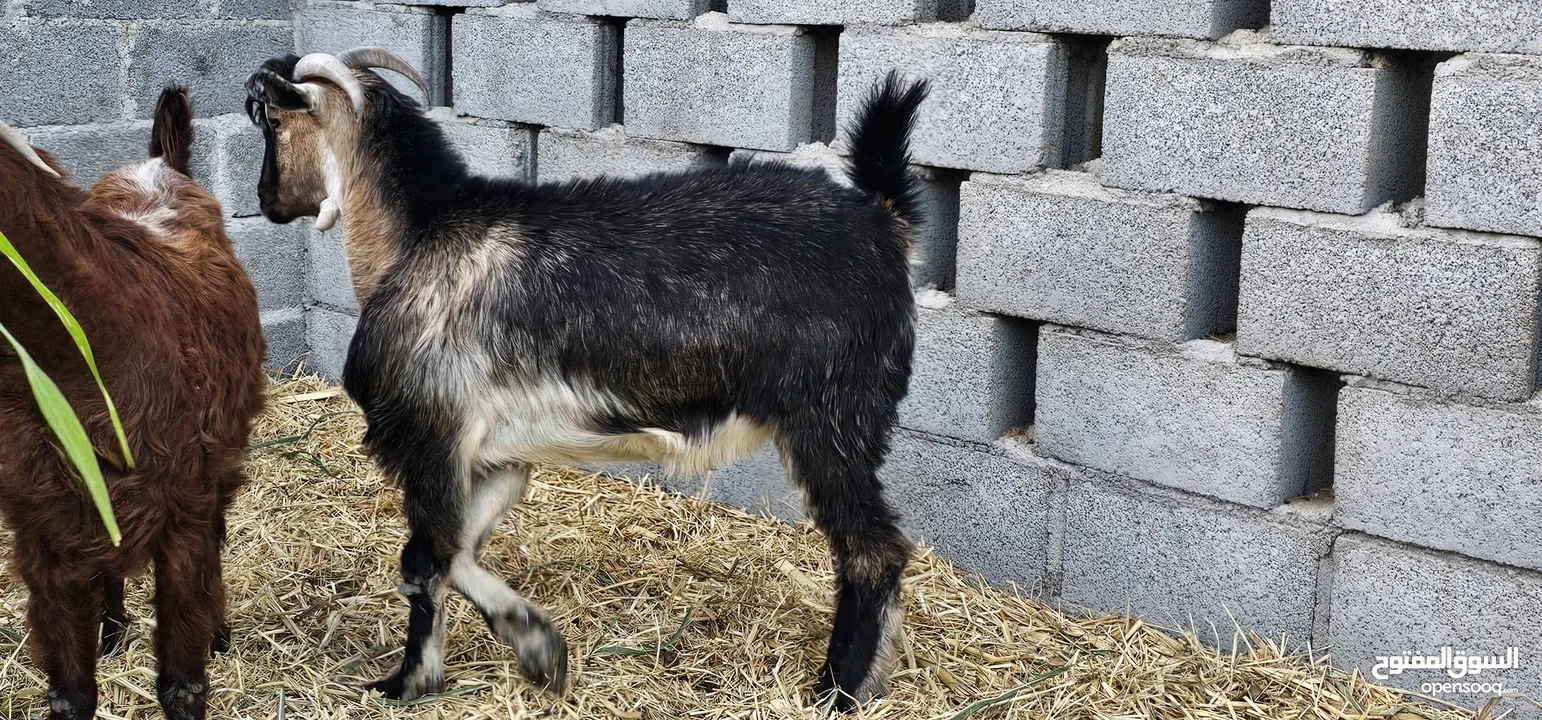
[459,378,771,477]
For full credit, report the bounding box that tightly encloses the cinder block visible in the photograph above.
[296,1,447,105]
[427,108,534,180]
[308,225,357,312]
[729,145,958,288]
[1061,474,1334,643]
[190,114,266,218]
[129,23,292,119]
[537,0,709,21]
[378,0,506,7]
[260,307,307,373]
[21,0,202,19]
[21,121,151,188]
[625,14,814,151]
[539,125,722,183]
[1237,205,1542,401]
[453,5,617,130]
[957,170,1241,342]
[307,307,359,381]
[835,24,1068,173]
[729,0,935,26]
[229,218,307,312]
[1426,54,1542,237]
[1274,0,1542,55]
[883,431,1066,594]
[1035,327,1336,508]
[1329,534,1542,699]
[1102,33,1428,215]
[900,292,1036,443]
[977,0,1268,39]
[0,19,124,126]
[1336,382,1542,573]
[218,0,291,20]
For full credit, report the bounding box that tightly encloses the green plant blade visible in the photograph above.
[0,230,133,468]
[0,321,121,545]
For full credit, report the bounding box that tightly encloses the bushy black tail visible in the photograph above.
[843,70,929,227]
[148,84,194,175]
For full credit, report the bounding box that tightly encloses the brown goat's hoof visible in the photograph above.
[157,677,208,720]
[46,686,96,720]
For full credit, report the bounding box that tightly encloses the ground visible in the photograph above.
[0,377,1477,719]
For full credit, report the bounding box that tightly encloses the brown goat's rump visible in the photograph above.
[0,376,1477,719]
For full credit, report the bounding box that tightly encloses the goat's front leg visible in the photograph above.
[152,529,224,720]
[18,545,102,720]
[365,531,452,701]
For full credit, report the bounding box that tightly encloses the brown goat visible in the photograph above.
[0,87,267,720]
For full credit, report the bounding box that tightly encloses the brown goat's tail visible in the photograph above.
[148,85,194,175]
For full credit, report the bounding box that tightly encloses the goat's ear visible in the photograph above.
[247,68,312,113]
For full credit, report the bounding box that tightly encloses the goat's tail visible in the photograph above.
[843,70,930,227]
[148,84,194,175]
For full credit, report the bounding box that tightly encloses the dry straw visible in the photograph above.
[0,376,1483,720]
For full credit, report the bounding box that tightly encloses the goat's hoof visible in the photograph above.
[364,669,442,703]
[812,664,870,714]
[157,678,208,720]
[516,624,569,695]
[211,623,231,655]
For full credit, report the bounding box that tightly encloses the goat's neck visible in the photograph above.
[332,142,408,307]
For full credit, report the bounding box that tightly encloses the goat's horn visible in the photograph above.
[0,122,61,179]
[293,53,367,115]
[338,46,429,99]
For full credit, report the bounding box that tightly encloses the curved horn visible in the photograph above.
[338,46,429,99]
[293,53,367,115]
[0,122,61,179]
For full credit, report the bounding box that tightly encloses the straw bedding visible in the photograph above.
[0,376,1478,719]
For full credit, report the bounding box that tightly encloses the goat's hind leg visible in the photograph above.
[783,430,911,712]
[18,543,103,720]
[451,465,568,693]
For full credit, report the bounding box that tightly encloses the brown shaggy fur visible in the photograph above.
[0,88,267,720]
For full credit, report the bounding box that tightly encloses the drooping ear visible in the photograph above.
[246,68,313,113]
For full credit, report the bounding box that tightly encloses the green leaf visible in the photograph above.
[0,321,121,545]
[0,230,133,468]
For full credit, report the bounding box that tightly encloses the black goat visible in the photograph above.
[245,48,928,711]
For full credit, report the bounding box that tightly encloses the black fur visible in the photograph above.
[248,60,929,710]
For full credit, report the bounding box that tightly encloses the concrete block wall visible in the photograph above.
[3,1,306,372]
[16,0,1539,708]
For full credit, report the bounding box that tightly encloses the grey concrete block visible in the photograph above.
[22,0,202,19]
[306,306,358,381]
[378,0,507,7]
[835,24,1067,173]
[0,19,125,126]
[308,224,357,312]
[729,0,935,26]
[1061,474,1334,643]
[428,107,534,180]
[229,217,307,312]
[1426,54,1542,237]
[1336,382,1542,574]
[20,121,151,188]
[1329,534,1542,699]
[1102,33,1428,215]
[900,292,1036,443]
[1274,0,1542,55]
[453,5,617,130]
[129,23,293,119]
[728,145,958,288]
[537,0,709,21]
[1237,205,1542,401]
[539,124,722,183]
[260,307,307,373]
[625,14,814,151]
[296,1,447,105]
[957,170,1241,342]
[218,0,293,20]
[883,431,1065,595]
[977,0,1267,39]
[1036,327,1336,508]
[190,114,266,218]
